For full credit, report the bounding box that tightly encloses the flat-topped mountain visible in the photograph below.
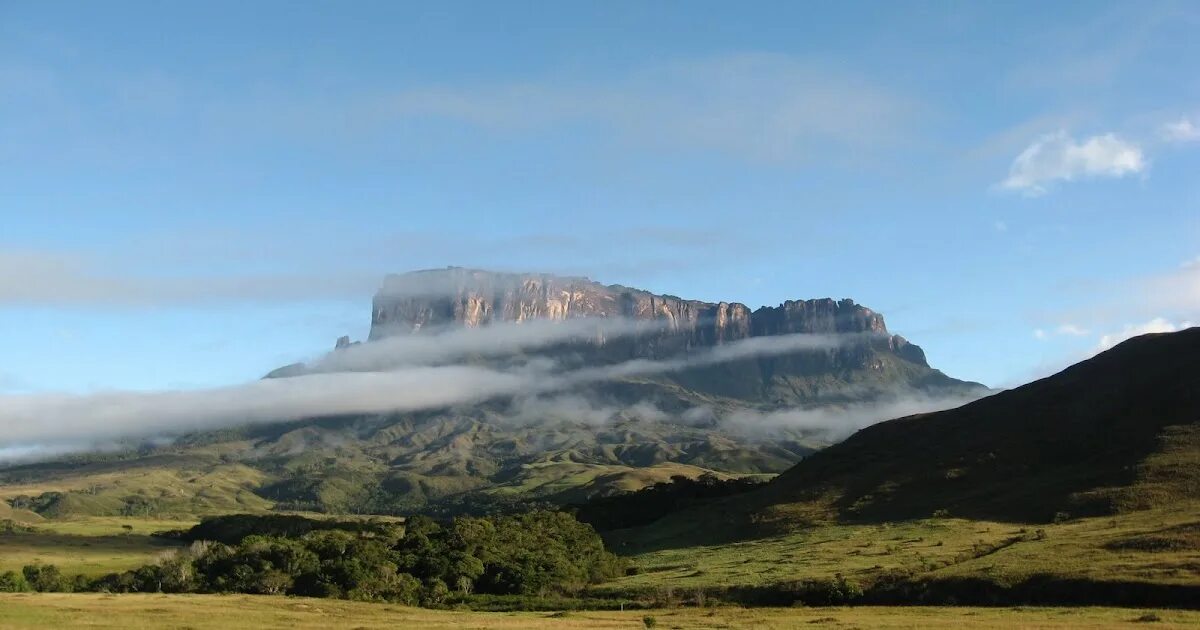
[340,268,967,405]
[372,267,898,343]
[3,269,986,517]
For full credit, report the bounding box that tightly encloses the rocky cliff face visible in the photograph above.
[369,267,926,367]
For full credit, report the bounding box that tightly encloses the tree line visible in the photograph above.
[0,510,625,605]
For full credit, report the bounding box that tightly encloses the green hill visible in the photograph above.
[621,328,1200,549]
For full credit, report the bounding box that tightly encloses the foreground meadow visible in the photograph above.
[1,593,1198,629]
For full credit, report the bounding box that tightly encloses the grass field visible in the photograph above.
[0,517,191,577]
[600,502,1200,595]
[1,594,1197,629]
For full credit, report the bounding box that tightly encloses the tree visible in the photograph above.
[23,564,69,592]
[0,570,30,592]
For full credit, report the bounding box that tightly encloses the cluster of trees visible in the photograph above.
[0,511,625,606]
[573,473,767,531]
[161,513,398,545]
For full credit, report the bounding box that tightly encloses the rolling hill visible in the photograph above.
[621,327,1200,548]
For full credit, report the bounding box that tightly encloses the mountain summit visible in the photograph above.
[355,268,970,405]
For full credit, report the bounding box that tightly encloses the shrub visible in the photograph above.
[0,570,30,592]
[23,564,70,592]
[643,615,657,628]
[421,578,451,606]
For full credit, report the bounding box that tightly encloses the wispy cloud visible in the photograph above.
[716,391,984,442]
[299,317,671,373]
[1159,117,1200,143]
[999,131,1145,195]
[0,225,752,309]
[1033,323,1090,340]
[0,250,379,308]
[376,53,918,163]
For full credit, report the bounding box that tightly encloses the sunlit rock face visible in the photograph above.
[368,267,917,363]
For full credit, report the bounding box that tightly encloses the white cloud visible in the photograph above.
[1056,323,1090,336]
[1000,131,1145,195]
[1033,323,1090,341]
[1160,117,1200,143]
[1096,317,1193,352]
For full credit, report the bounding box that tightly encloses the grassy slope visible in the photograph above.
[0,454,272,518]
[756,329,1200,525]
[602,502,1200,596]
[617,329,1200,557]
[1,594,1197,629]
[485,461,735,501]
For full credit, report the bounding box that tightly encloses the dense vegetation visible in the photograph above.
[572,473,767,531]
[0,511,624,605]
[160,513,399,545]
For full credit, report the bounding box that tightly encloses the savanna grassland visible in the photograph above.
[601,501,1200,597]
[1,594,1198,629]
[0,517,189,577]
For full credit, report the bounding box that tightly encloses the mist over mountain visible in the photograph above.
[0,268,987,516]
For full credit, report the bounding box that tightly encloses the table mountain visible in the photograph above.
[2,269,987,517]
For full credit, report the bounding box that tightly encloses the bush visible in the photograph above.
[0,570,30,592]
[643,615,657,628]
[421,578,451,606]
[23,564,70,592]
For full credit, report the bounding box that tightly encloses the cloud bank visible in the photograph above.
[0,326,874,461]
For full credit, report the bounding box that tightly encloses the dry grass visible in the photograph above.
[2,594,1199,629]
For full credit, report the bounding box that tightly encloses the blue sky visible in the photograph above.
[1,0,1198,394]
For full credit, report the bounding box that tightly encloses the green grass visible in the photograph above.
[1,594,1198,629]
[0,458,272,519]
[601,502,1200,596]
[0,517,192,577]
[486,461,733,502]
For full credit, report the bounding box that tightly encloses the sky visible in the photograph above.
[1,0,1199,396]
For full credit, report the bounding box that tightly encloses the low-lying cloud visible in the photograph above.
[0,326,879,462]
[304,317,672,373]
[718,392,985,442]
